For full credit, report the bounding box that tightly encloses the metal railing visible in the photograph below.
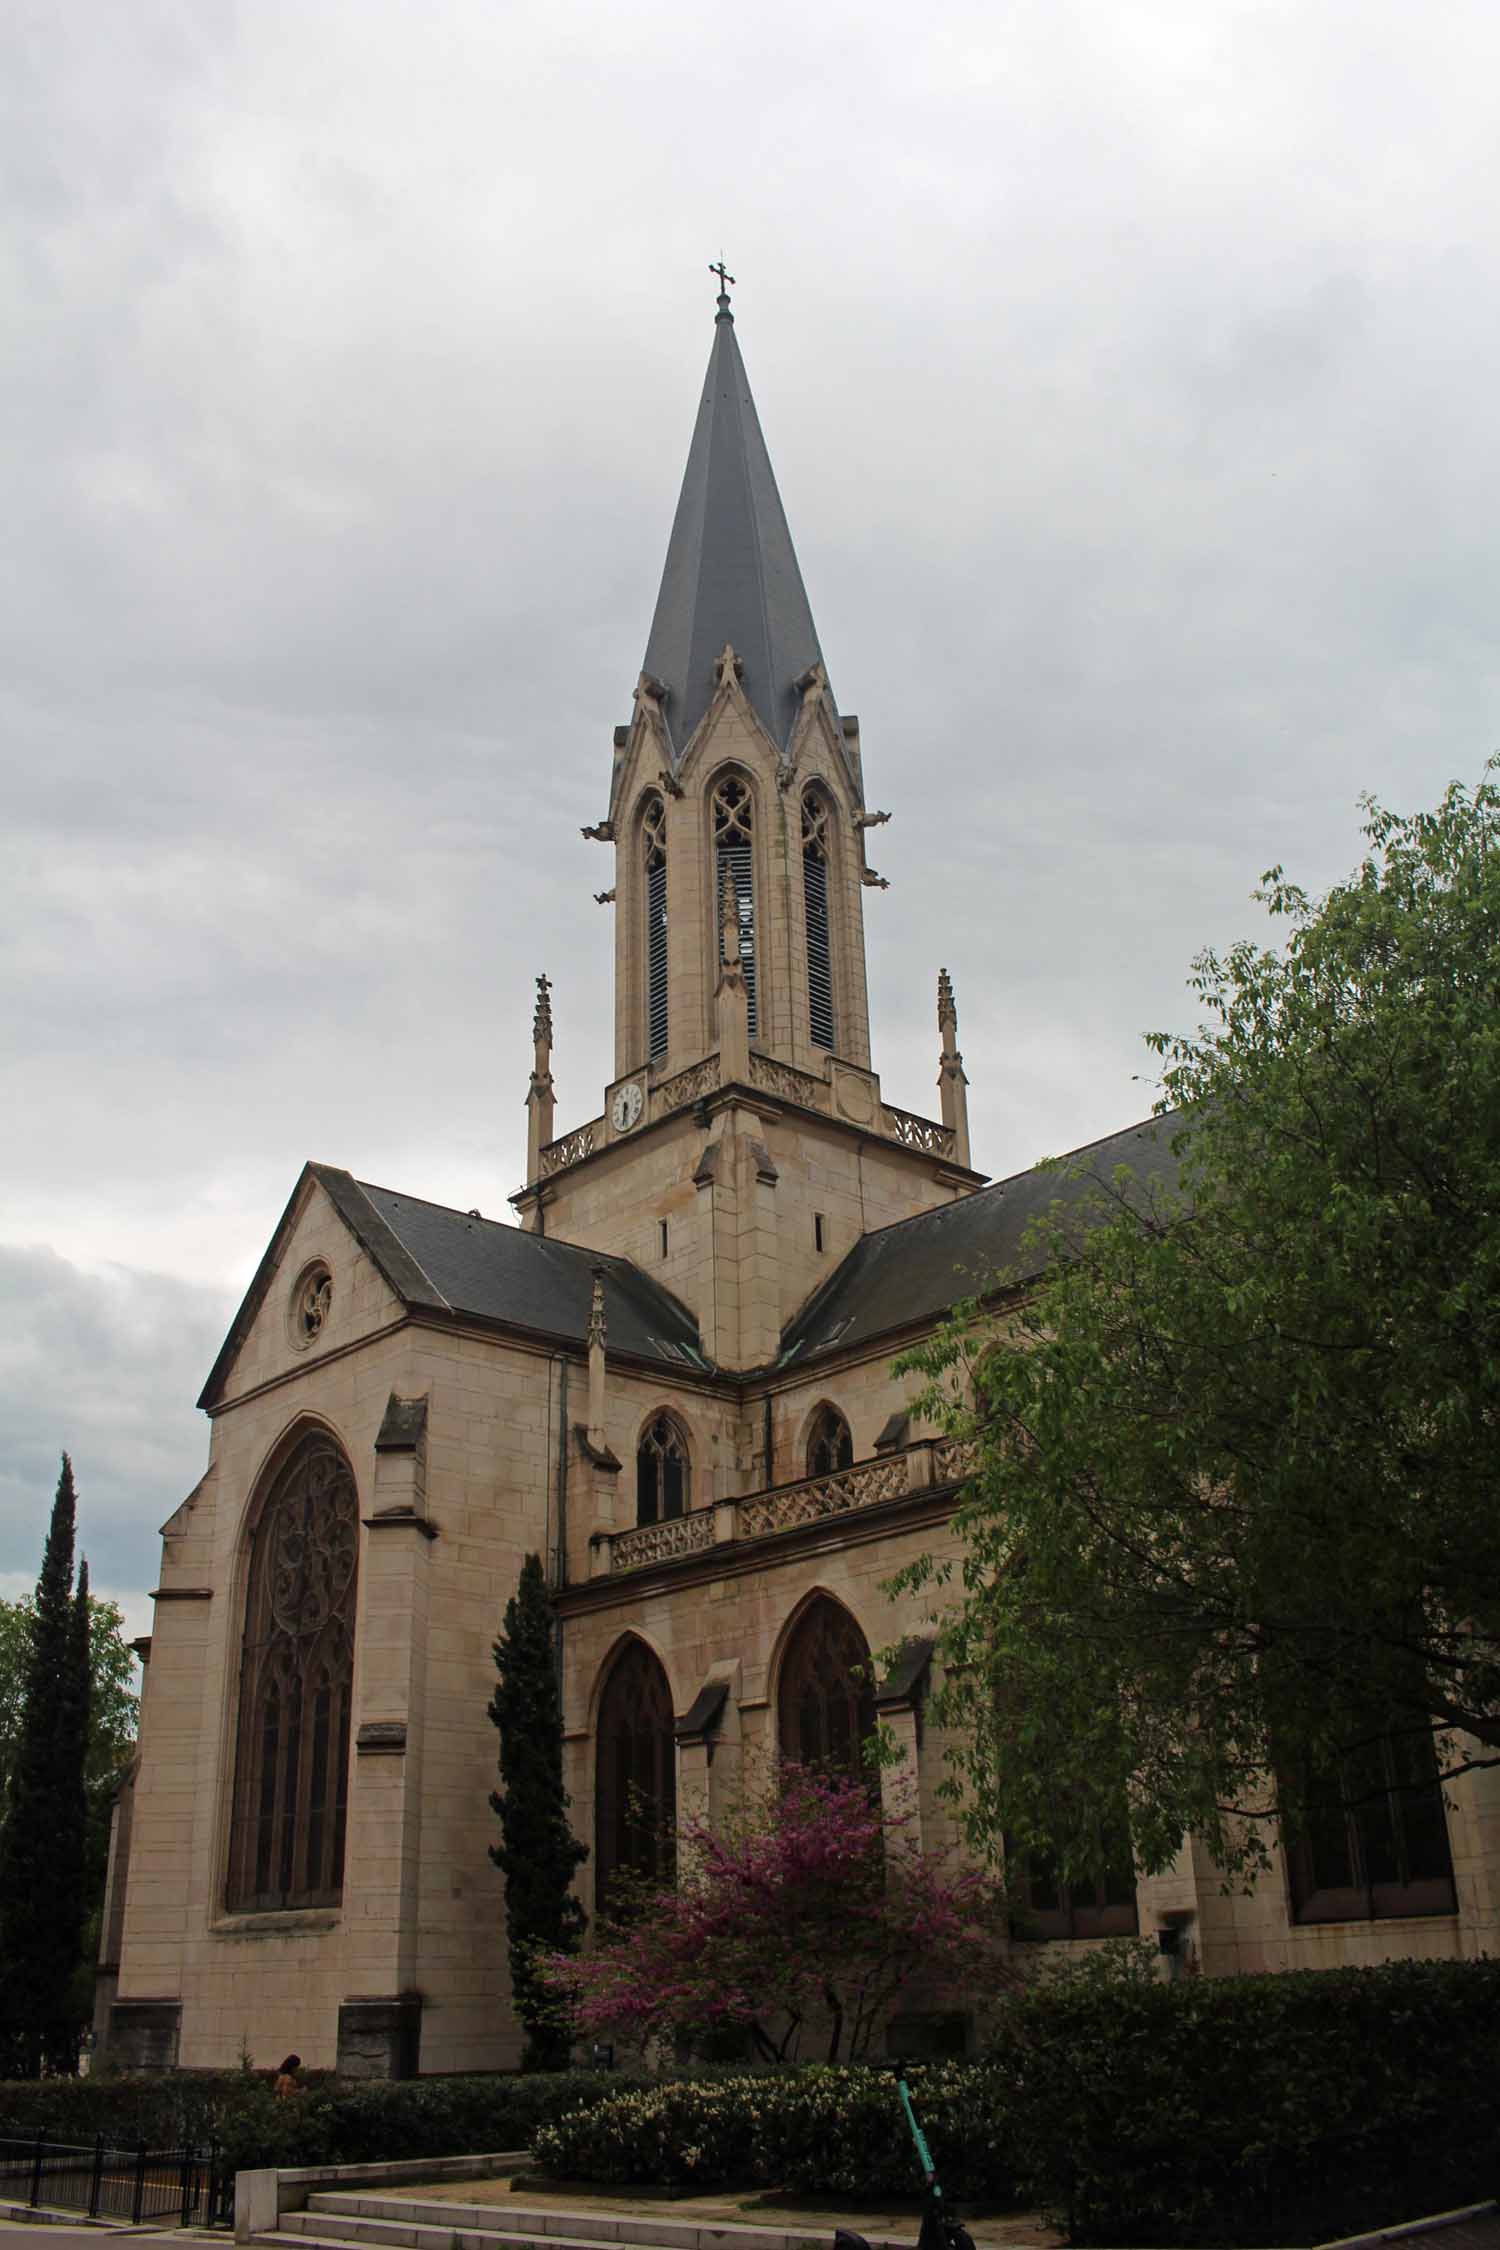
[0,2128,232,2227]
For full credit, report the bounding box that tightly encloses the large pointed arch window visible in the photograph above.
[227,1430,358,1912]
[642,793,668,1062]
[801,789,836,1050]
[595,1638,676,1916]
[713,775,758,1037]
[637,1412,691,1525]
[777,1596,875,1780]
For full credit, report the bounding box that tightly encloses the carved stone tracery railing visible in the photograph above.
[748,1053,830,1108]
[932,1435,979,1483]
[881,1104,956,1157]
[538,1117,603,1177]
[607,1510,717,1572]
[539,1073,956,1182]
[650,1057,720,1120]
[738,1451,910,1538]
[600,1437,972,1575]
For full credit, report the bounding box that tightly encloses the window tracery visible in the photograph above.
[806,1404,854,1478]
[642,794,668,1062]
[712,775,757,1037]
[777,1595,874,1779]
[227,1431,358,1912]
[595,1638,676,1916]
[290,1264,332,1348]
[636,1412,691,1526]
[801,789,836,1050]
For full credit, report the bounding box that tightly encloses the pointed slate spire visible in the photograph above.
[643,288,827,756]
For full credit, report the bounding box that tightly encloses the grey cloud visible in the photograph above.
[5,0,1500,1549]
[0,1247,232,1600]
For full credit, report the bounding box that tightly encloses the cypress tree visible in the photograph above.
[488,1554,587,2068]
[0,1456,91,2076]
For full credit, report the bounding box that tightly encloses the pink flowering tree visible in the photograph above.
[539,1765,1015,2064]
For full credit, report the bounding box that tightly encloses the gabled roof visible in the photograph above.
[643,298,827,757]
[779,1114,1183,1365]
[198,1165,707,1409]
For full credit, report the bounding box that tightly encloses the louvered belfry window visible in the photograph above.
[802,789,836,1050]
[642,794,668,1061]
[712,775,757,1038]
[777,1595,875,1780]
[228,1431,358,1912]
[595,1638,676,1917]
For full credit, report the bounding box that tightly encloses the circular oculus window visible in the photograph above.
[290,1263,333,1348]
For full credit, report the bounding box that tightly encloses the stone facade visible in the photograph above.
[102,293,1500,2077]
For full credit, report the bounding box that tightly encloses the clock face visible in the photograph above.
[611,1081,644,1133]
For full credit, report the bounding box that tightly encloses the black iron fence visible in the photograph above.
[0,2128,233,2226]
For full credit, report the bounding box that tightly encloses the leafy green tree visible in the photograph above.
[488,1554,587,2068]
[1,1588,139,1998]
[899,772,1500,1887]
[0,1456,93,2074]
[0,1591,135,1798]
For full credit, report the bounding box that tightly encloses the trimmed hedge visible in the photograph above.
[8,1959,1496,2243]
[0,2070,644,2178]
[986,1953,1500,2246]
[532,1959,1500,2244]
[531,2065,1019,2200]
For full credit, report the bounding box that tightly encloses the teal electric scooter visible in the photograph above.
[833,2071,975,2250]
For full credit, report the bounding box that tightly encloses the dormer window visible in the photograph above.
[712,775,757,1038]
[642,795,668,1062]
[801,788,835,1050]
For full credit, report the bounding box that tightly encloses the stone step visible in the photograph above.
[283,2192,897,2250]
[283,2216,670,2250]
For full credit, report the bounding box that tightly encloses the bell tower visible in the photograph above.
[514,279,980,1364]
[599,275,879,1089]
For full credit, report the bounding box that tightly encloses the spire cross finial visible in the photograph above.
[710,258,735,317]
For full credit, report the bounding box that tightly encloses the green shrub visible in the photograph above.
[535,1959,1500,2244]
[985,1954,1500,2245]
[531,2065,1021,2202]
[0,2069,641,2175]
[534,2076,767,2189]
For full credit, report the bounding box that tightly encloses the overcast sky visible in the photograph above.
[5,0,1500,1647]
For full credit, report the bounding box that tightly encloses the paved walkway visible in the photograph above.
[381,2171,1062,2250]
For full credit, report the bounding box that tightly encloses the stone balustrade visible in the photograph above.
[881,1103,957,1157]
[594,1435,977,1576]
[537,1065,956,1183]
[538,1117,603,1177]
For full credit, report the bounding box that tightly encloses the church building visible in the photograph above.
[99,282,1499,2078]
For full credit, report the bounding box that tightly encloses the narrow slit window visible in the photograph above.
[712,776,757,1038]
[802,790,835,1050]
[643,796,669,1061]
[659,1219,669,1259]
[814,1213,825,1253]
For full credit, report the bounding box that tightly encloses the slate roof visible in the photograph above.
[197,1164,705,1408]
[200,1121,1182,1408]
[642,300,827,757]
[779,1114,1183,1365]
[347,1175,703,1363]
